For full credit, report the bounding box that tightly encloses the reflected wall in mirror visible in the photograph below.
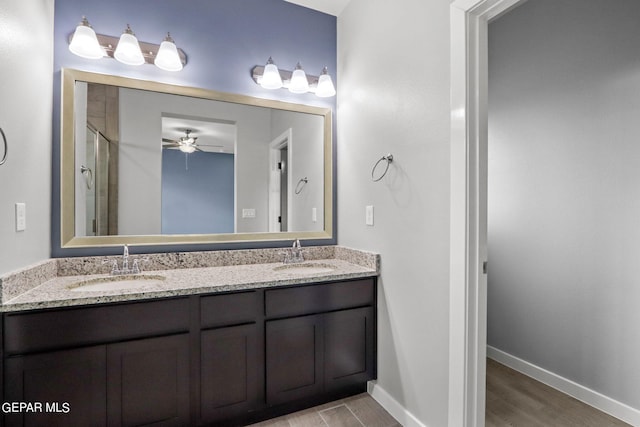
[61,69,333,248]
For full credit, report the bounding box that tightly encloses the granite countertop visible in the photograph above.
[0,246,379,313]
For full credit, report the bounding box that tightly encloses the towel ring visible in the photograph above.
[0,127,7,166]
[81,165,94,190]
[371,154,393,182]
[295,177,308,194]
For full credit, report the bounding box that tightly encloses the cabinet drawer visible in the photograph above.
[4,298,190,355]
[200,291,258,328]
[265,279,374,318]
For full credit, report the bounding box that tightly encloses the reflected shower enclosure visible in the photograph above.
[80,124,111,236]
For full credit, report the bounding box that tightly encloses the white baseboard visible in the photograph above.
[487,346,640,427]
[367,381,428,427]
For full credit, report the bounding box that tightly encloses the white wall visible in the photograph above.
[488,0,640,412]
[337,1,451,425]
[0,0,53,275]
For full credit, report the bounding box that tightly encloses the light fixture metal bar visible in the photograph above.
[252,65,320,92]
[67,33,188,66]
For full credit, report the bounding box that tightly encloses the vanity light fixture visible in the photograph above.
[68,17,106,59]
[251,60,336,98]
[154,33,183,71]
[289,62,310,94]
[114,24,145,66]
[315,67,336,98]
[260,57,283,89]
[67,17,187,71]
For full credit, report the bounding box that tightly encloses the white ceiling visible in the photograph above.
[284,0,351,16]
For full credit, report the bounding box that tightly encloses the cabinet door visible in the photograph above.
[107,334,189,427]
[4,346,107,427]
[324,307,375,391]
[266,314,324,405]
[200,324,258,424]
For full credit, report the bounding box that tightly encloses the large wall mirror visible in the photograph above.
[61,68,333,248]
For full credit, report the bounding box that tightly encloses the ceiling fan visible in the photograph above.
[162,129,223,153]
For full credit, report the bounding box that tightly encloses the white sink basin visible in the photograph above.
[68,274,166,292]
[272,263,337,275]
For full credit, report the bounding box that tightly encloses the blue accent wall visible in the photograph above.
[51,0,336,256]
[161,150,234,235]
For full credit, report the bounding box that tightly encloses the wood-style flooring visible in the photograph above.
[486,358,631,426]
[247,393,401,427]
[250,359,631,427]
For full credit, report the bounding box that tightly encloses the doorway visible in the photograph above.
[449,1,530,426]
[451,1,640,426]
[269,129,293,232]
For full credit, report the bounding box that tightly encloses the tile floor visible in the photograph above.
[248,393,401,427]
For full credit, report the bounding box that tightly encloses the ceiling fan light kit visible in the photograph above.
[162,129,223,154]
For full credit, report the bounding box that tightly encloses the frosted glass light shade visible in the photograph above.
[180,144,196,154]
[114,25,145,66]
[69,17,105,59]
[261,57,283,89]
[154,33,182,71]
[289,63,309,94]
[315,67,336,97]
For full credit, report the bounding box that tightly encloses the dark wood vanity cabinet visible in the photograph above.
[200,324,259,424]
[5,345,107,427]
[3,299,191,427]
[2,277,376,427]
[198,291,260,425]
[265,308,376,404]
[107,334,190,427]
[266,314,324,405]
[324,306,375,392]
[4,335,191,427]
[265,280,376,407]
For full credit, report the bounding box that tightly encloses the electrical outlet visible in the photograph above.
[365,205,374,226]
[16,203,26,231]
[312,207,317,222]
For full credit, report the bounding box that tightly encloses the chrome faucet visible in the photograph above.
[103,244,142,275]
[122,244,130,272]
[283,239,305,264]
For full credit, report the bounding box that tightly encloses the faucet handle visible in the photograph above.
[131,259,140,274]
[102,258,118,274]
[280,250,292,264]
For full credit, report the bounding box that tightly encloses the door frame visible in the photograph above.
[268,129,293,232]
[448,1,526,426]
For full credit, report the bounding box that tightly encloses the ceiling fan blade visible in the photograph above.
[162,138,178,143]
[197,144,224,148]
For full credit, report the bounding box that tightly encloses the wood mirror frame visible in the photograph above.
[60,68,333,248]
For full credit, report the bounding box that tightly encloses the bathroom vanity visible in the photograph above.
[0,247,378,427]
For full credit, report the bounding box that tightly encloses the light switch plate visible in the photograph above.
[365,205,374,226]
[242,208,256,218]
[312,207,317,222]
[16,203,26,231]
